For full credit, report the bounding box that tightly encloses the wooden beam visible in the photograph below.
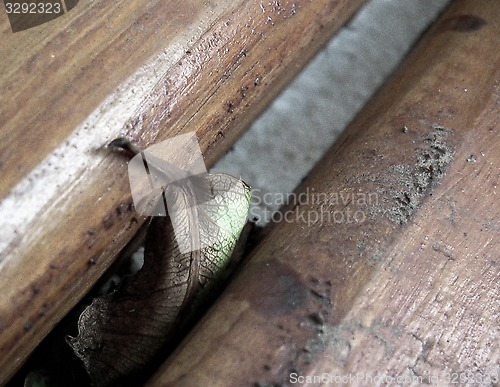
[0,0,366,382]
[147,0,499,385]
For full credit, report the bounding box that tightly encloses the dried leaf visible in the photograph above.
[68,174,251,386]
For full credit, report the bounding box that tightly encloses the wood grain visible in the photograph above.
[147,0,499,385]
[0,0,365,382]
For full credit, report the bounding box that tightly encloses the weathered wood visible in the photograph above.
[147,0,499,385]
[0,0,366,382]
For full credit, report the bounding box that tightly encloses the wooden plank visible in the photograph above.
[0,0,366,382]
[147,0,499,385]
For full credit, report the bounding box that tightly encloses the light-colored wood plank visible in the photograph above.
[0,0,366,382]
[147,0,499,385]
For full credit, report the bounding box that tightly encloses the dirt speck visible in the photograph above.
[103,214,114,229]
[308,312,325,325]
[466,154,477,163]
[86,229,97,249]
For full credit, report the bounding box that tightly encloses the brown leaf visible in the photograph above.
[68,174,251,386]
